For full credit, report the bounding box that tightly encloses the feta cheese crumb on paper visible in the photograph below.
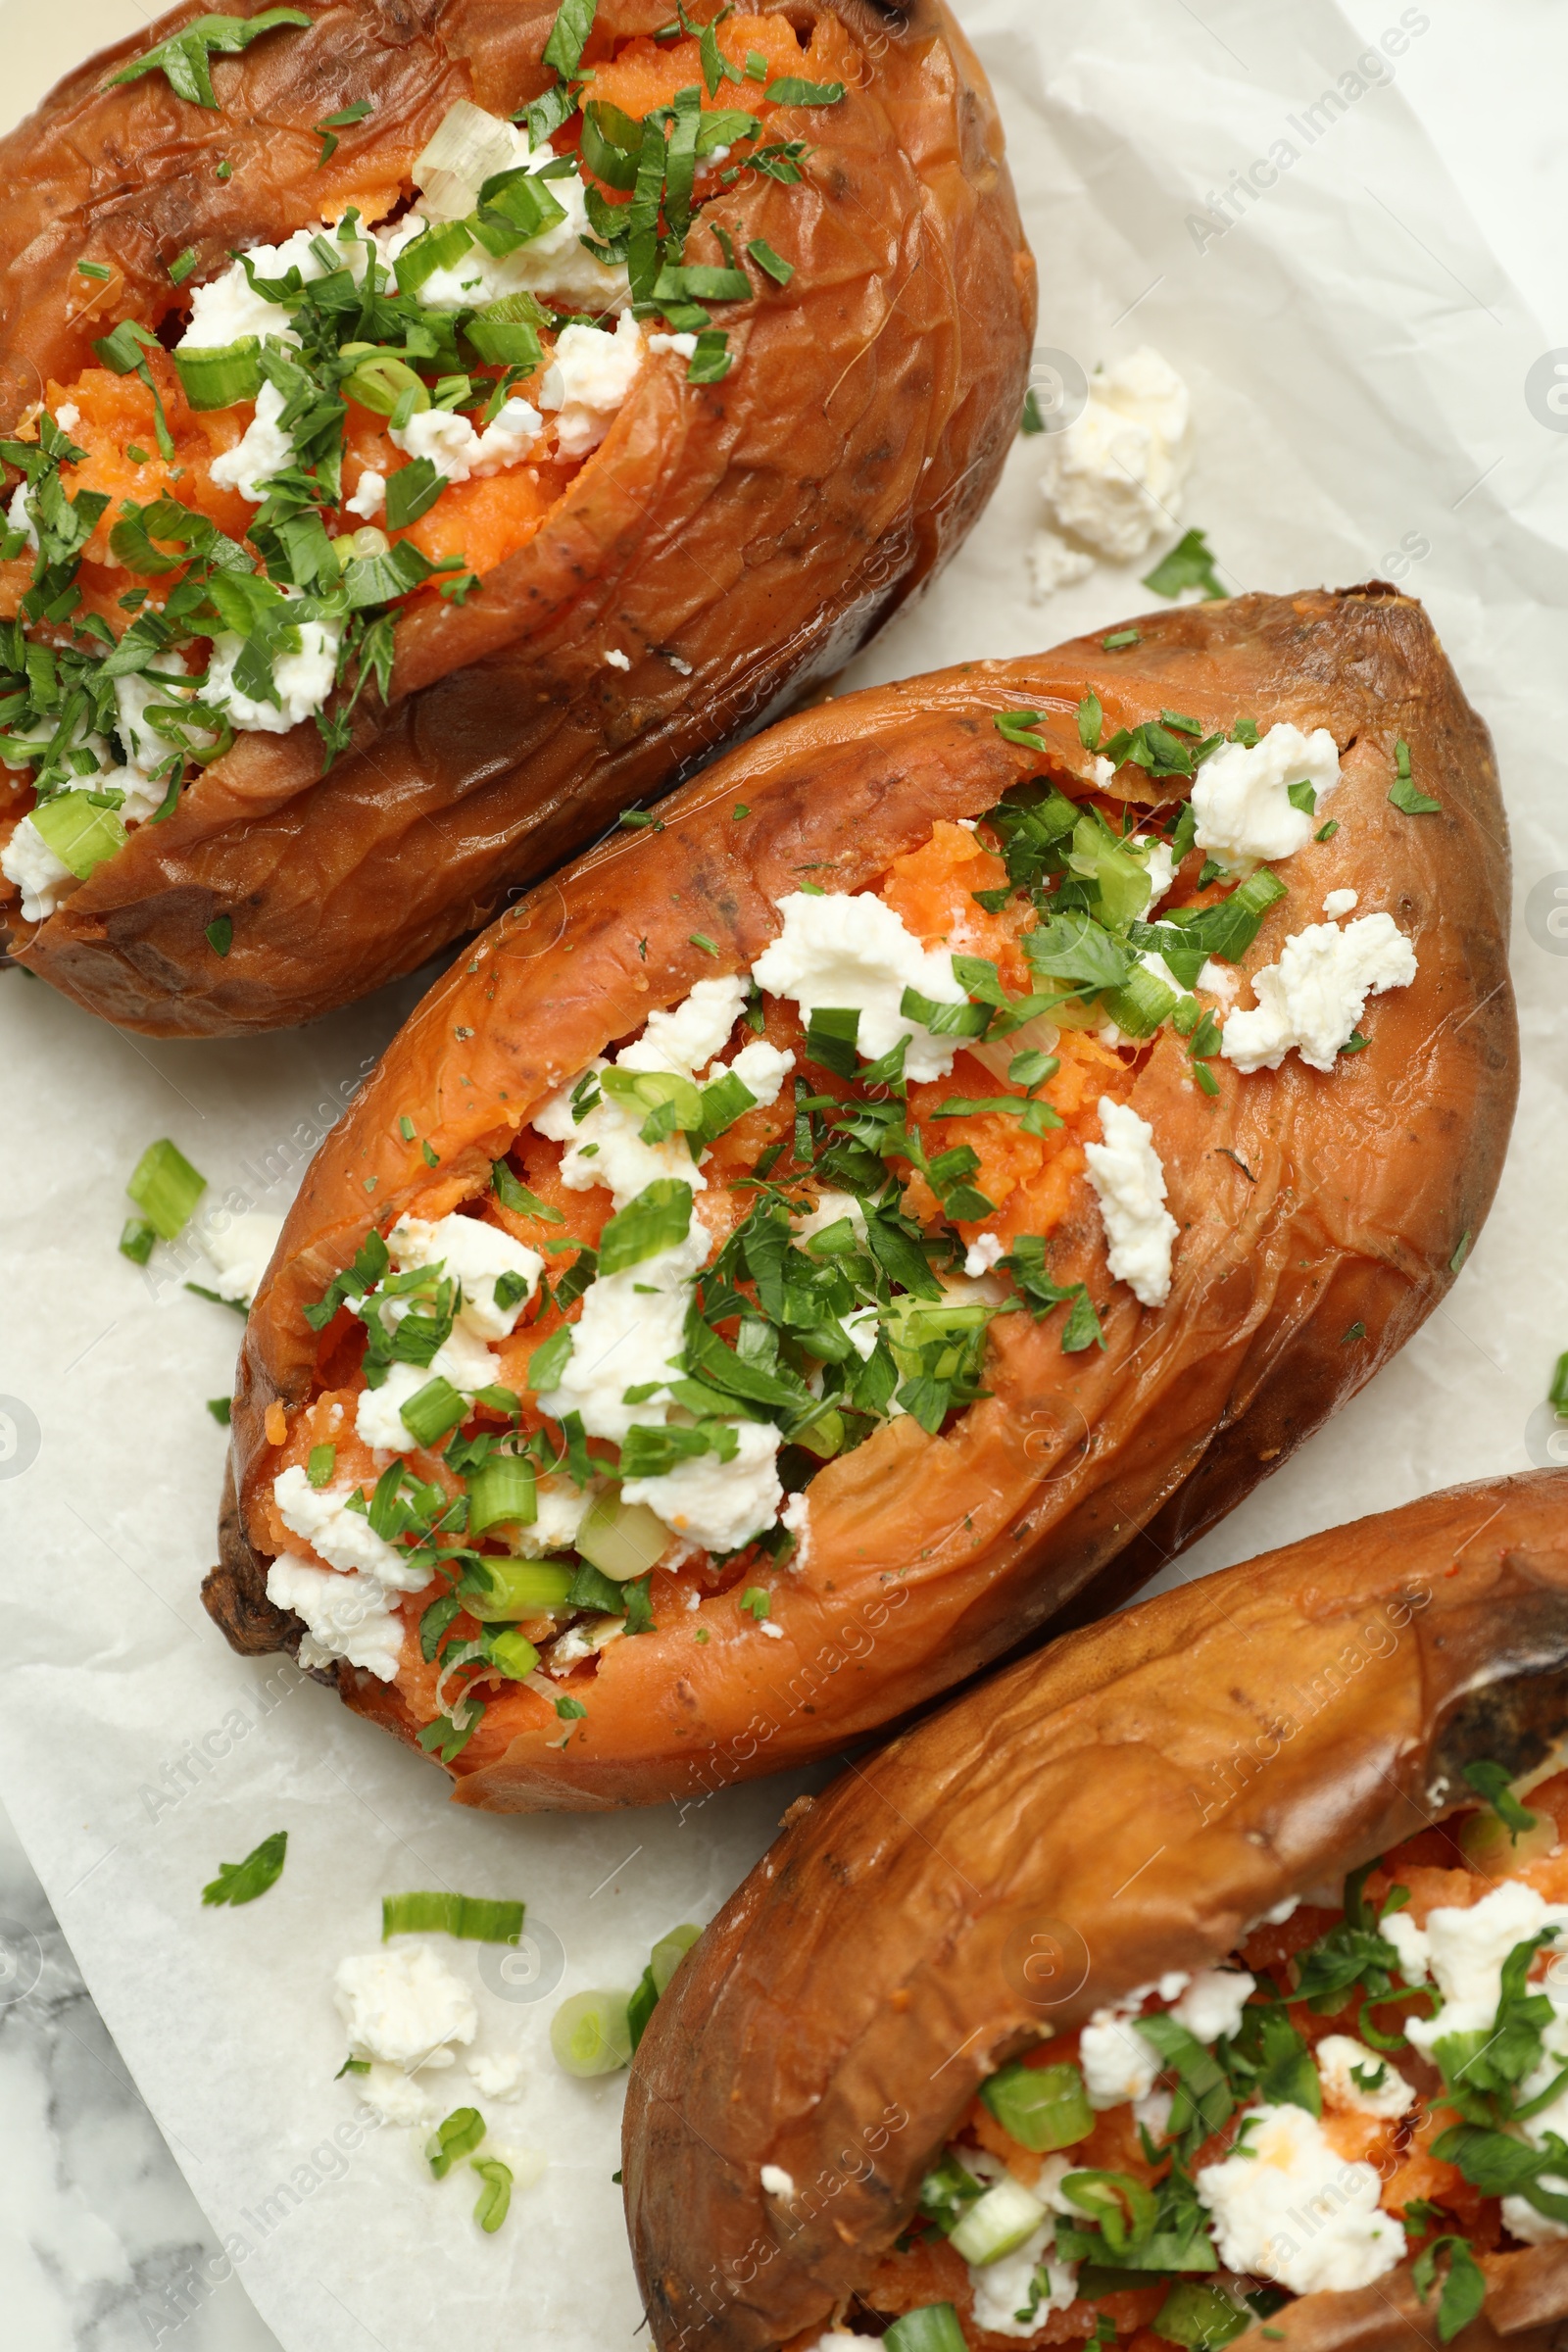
[752,890,971,1085]
[334,1946,477,2070]
[265,1554,406,1680]
[1220,912,1417,1074]
[1197,2103,1407,2293]
[358,2063,445,2126]
[1029,529,1095,601]
[1083,1099,1179,1308]
[466,2047,530,2101]
[1190,723,1342,869]
[202,1210,286,1305]
[1315,2034,1414,2118]
[1036,347,1193,563]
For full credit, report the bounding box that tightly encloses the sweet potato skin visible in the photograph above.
[203,587,1518,1812]
[0,0,1034,1033]
[623,1470,1568,2352]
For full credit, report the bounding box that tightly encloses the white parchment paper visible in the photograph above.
[2,4,1567,2347]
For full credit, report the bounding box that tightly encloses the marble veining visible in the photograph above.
[0,1792,281,2351]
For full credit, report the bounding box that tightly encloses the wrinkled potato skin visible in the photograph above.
[204,588,1518,1814]
[0,0,1034,1034]
[625,1471,1568,2352]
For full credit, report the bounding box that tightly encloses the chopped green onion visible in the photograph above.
[526,1326,573,1394]
[385,458,445,530]
[77,259,113,281]
[882,2310,968,2352]
[1550,1351,1568,1415]
[119,1215,158,1265]
[747,237,794,285]
[949,2175,1048,2266]
[343,353,430,419]
[765,77,846,105]
[1153,2281,1251,2349]
[467,1452,537,1536]
[980,2059,1093,2152]
[399,1375,468,1448]
[169,247,199,284]
[556,1695,587,1720]
[650,1923,701,1993]
[173,338,264,413]
[470,2155,513,2232]
[425,2105,485,2179]
[461,1556,575,1620]
[550,1988,633,2078]
[126,1137,207,1241]
[483,1626,540,1680]
[30,790,127,881]
[315,98,373,169]
[1102,627,1140,650]
[1142,526,1226,601]
[201,1829,287,1908]
[206,914,233,956]
[381,1891,525,1943]
[1316,817,1340,842]
[206,1396,232,1425]
[307,1443,336,1490]
[492,1159,564,1223]
[575,1491,668,1582]
[598,1180,693,1275]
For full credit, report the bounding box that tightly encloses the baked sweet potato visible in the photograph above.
[0,0,1032,1035]
[624,1469,1568,2352]
[202,584,1517,1814]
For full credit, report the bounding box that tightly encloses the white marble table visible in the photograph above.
[0,1793,280,2351]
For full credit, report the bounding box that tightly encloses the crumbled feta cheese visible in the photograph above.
[334,1946,477,2069]
[648,331,699,360]
[114,652,190,774]
[538,316,645,458]
[345,470,386,518]
[760,2165,796,2198]
[964,1232,1006,1279]
[265,1553,406,1680]
[1264,1895,1301,1927]
[1378,1909,1430,1987]
[1197,2103,1406,2293]
[273,1466,432,1592]
[605,649,632,671]
[622,974,748,1073]
[514,1474,594,1560]
[1170,1968,1254,2043]
[202,1210,285,1305]
[357,2063,445,2126]
[207,610,343,734]
[466,2047,529,2100]
[1080,2010,1162,2108]
[752,891,970,1084]
[55,403,79,432]
[1220,913,1418,1075]
[1083,1099,1179,1308]
[1,815,76,921]
[1036,348,1192,563]
[1501,2196,1568,2246]
[1138,838,1177,909]
[1190,724,1341,869]
[620,1417,784,1554]
[405,113,629,308]
[968,2221,1079,2338]
[780,1489,811,1568]
[1029,529,1095,600]
[533,974,776,1207]
[210,378,295,503]
[718,1038,793,1106]
[1199,958,1239,1004]
[390,396,544,486]
[1315,2034,1414,2118]
[547,1613,625,1671]
[387,1212,542,1342]
[353,1333,497,1454]
[5,480,37,554]
[1402,1880,1568,2057]
[539,1214,708,1444]
[178,227,334,349]
[790,1189,867,1245]
[1323,888,1359,919]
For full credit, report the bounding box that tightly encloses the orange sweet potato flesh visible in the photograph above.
[623,1470,1568,2352]
[202,585,1518,1813]
[0,0,1034,1034]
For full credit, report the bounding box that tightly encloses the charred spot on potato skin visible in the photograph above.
[1426,1589,1568,1802]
